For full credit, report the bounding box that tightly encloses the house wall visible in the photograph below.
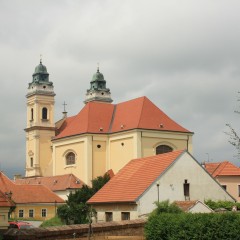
[215,176,240,202]
[11,204,60,221]
[92,203,138,222]
[0,207,10,229]
[138,152,234,216]
[189,202,213,213]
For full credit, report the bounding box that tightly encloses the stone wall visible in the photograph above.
[3,219,146,240]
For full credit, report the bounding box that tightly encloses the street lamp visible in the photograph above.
[156,181,160,203]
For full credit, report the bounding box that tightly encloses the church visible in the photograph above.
[25,60,194,185]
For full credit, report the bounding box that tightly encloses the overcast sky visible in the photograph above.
[1,0,240,178]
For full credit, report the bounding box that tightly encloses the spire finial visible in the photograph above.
[97,62,99,72]
[40,54,42,64]
[63,101,67,112]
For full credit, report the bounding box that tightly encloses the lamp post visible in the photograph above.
[156,181,160,203]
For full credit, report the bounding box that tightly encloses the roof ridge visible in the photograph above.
[86,103,91,132]
[212,161,228,177]
[137,97,146,128]
[108,104,117,133]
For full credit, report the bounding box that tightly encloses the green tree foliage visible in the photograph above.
[205,199,240,211]
[145,212,240,240]
[57,173,110,224]
[151,200,183,215]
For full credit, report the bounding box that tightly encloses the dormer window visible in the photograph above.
[42,107,48,120]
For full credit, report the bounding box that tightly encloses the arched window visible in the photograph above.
[66,152,75,165]
[31,108,34,120]
[156,145,173,155]
[42,107,48,120]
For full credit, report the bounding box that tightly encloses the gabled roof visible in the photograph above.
[205,161,240,177]
[174,200,213,212]
[88,150,185,204]
[0,172,64,204]
[14,174,85,191]
[55,97,192,139]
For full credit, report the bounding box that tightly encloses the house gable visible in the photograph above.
[138,152,235,216]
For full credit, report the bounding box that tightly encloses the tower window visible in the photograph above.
[31,108,34,121]
[156,145,173,155]
[66,152,76,165]
[42,107,48,120]
[30,158,33,167]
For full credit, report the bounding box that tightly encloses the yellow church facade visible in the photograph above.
[25,61,193,185]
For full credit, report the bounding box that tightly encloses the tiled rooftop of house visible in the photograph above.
[205,161,240,177]
[0,172,64,204]
[14,173,85,191]
[55,97,191,139]
[0,190,15,207]
[174,200,198,212]
[88,150,185,203]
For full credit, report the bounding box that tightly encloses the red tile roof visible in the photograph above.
[14,174,85,191]
[0,191,15,207]
[174,200,198,212]
[55,97,191,139]
[205,161,240,177]
[0,172,64,204]
[88,150,185,203]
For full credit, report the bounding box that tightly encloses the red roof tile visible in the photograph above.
[55,97,191,139]
[15,174,85,191]
[0,191,15,207]
[174,200,197,212]
[88,150,185,203]
[0,172,64,204]
[205,161,240,177]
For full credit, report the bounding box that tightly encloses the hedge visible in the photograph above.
[145,212,240,240]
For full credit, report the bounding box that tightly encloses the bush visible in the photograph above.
[145,212,240,240]
[205,199,240,211]
[40,216,64,227]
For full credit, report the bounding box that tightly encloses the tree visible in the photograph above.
[225,92,240,158]
[57,173,110,224]
[225,123,240,157]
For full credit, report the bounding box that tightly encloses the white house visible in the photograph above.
[88,150,234,222]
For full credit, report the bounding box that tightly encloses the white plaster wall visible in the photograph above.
[138,152,234,216]
[189,202,213,213]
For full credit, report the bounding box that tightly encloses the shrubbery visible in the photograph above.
[145,201,240,240]
[145,212,240,240]
[205,199,240,211]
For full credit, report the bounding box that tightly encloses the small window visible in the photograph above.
[156,145,173,155]
[105,212,113,222]
[121,212,130,221]
[31,108,34,120]
[42,209,47,218]
[238,185,240,197]
[222,185,227,190]
[183,179,190,200]
[66,152,75,165]
[42,107,48,120]
[29,209,34,218]
[19,209,24,218]
[30,158,33,167]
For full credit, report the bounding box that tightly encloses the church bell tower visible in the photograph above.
[84,67,113,104]
[25,59,55,177]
